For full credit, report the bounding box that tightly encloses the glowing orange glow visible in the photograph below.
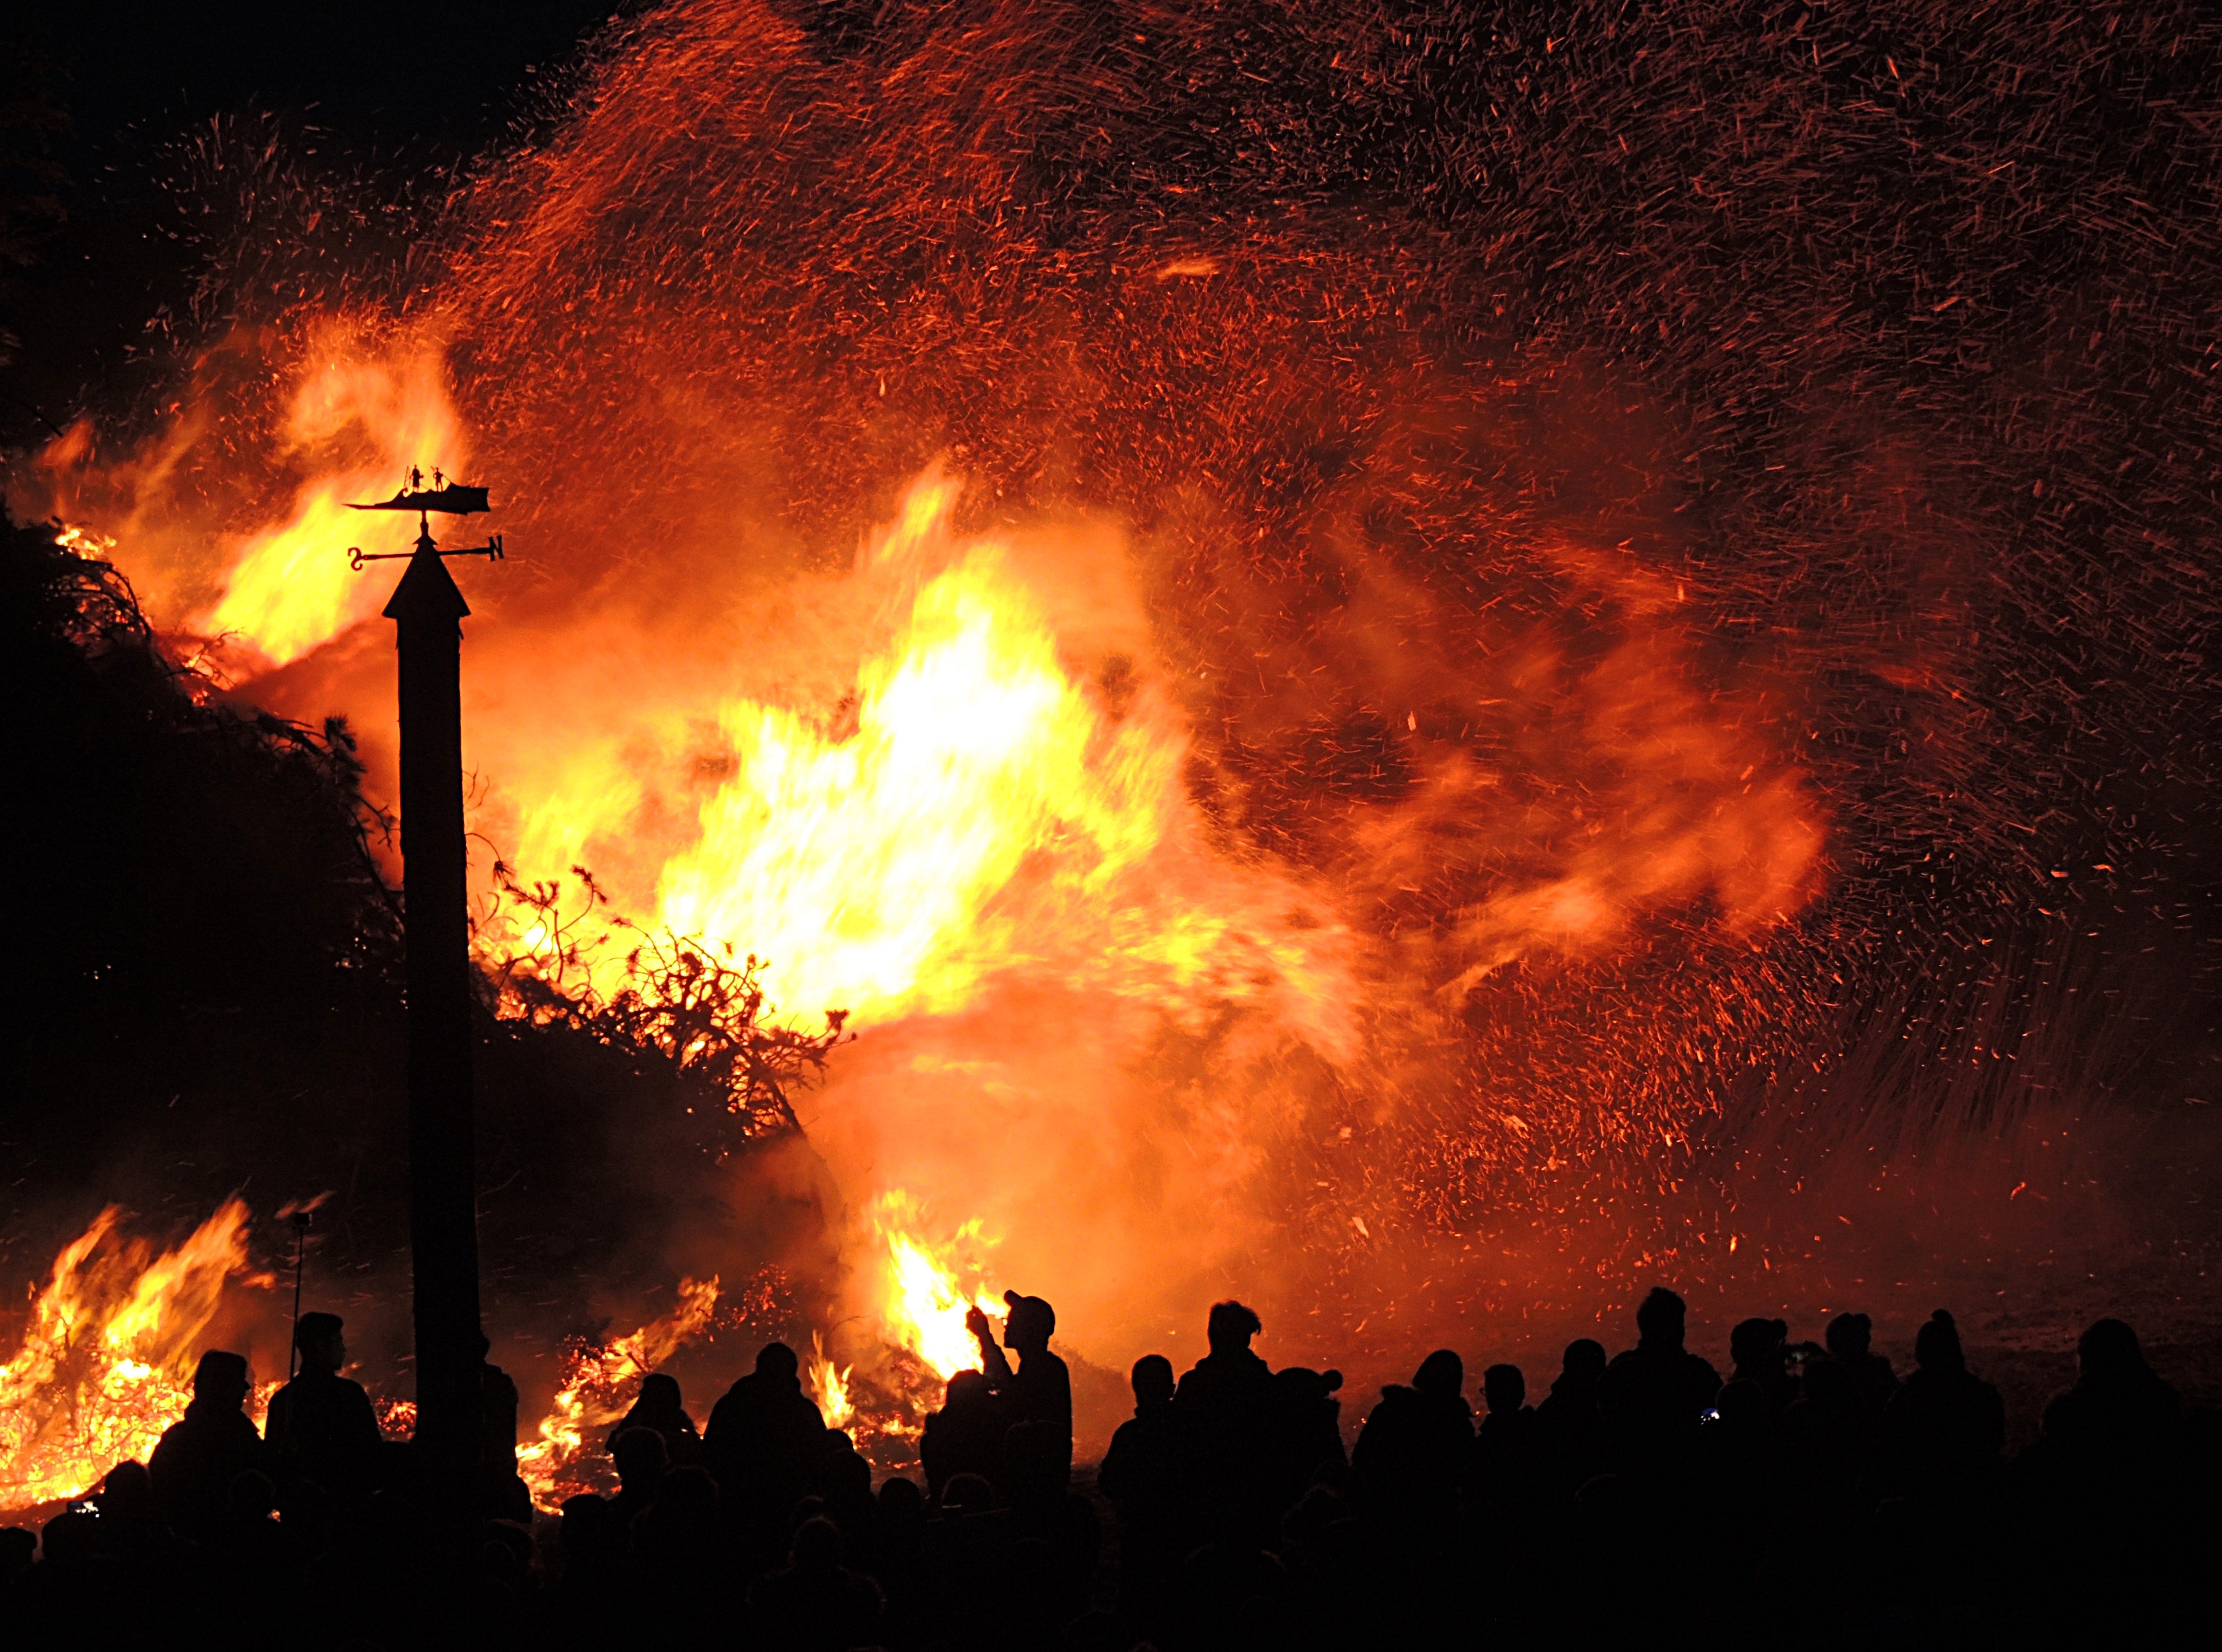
[0,1201,271,1509]
[198,327,464,666]
[515,1275,719,1511]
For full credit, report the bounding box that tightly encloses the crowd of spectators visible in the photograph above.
[4,1288,2212,1647]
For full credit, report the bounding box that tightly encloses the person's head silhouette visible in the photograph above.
[295,1311,346,1376]
[1825,1312,1873,1363]
[1914,1310,1965,1373]
[1002,1291,1055,1356]
[612,1425,669,1491]
[1482,1364,1526,1415]
[1731,1317,1787,1374]
[1560,1339,1607,1386]
[1413,1349,1464,1400]
[2076,1317,2147,1383]
[1635,1288,1688,1350]
[193,1349,251,1410]
[637,1371,683,1413]
[1131,1353,1175,1410]
[756,1342,800,1384]
[791,1515,843,1574]
[943,1369,990,1411]
[1207,1300,1262,1356]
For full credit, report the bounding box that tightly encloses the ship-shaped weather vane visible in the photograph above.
[344,465,503,570]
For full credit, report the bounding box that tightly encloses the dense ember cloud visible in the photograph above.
[14,0,2222,1431]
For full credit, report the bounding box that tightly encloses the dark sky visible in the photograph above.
[2,2,615,441]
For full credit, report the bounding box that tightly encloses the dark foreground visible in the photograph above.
[6,1284,2215,1650]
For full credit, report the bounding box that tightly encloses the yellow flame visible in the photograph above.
[0,1201,269,1509]
[869,1192,1002,1381]
[200,333,464,665]
[645,476,1185,1025]
[54,523,117,559]
[808,1335,854,1431]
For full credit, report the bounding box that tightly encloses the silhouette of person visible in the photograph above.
[1882,1309,2004,1499]
[474,1332,532,1522]
[1824,1310,1897,1422]
[264,1311,382,1510]
[609,1371,702,1463]
[1778,1352,1864,1518]
[0,1524,33,1585]
[1727,1316,1796,1414]
[748,1515,885,1651]
[970,1289,1072,1487]
[1597,1287,1721,1477]
[705,1342,827,1517]
[1100,1353,1184,1612]
[1475,1362,1538,1449]
[2037,1316,2181,1478]
[1353,1348,1473,1524]
[148,1349,265,1538]
[921,1370,1006,1503]
[1174,1300,1277,1537]
[1264,1364,1347,1509]
[1536,1338,1608,1494]
[608,1424,670,1528]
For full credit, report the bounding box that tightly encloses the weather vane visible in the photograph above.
[344,465,504,570]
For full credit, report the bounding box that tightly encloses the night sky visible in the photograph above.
[3,1,611,432]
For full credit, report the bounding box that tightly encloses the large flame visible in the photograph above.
[502,471,1359,1047]
[0,1201,270,1509]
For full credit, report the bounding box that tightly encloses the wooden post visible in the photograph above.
[382,519,484,1486]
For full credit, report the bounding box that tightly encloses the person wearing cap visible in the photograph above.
[966,1289,1073,1488]
[265,1312,383,1511]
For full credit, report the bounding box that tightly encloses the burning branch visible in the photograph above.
[479,863,852,1140]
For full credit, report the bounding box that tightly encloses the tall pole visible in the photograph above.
[383,515,484,1488]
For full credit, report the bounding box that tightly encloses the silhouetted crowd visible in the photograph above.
[5,1287,2214,1648]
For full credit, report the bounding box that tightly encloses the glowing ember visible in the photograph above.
[806,1335,854,1431]
[515,1275,719,1510]
[870,1192,1002,1382]
[0,1201,271,1511]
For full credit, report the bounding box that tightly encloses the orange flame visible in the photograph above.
[0,1201,270,1510]
[515,1275,719,1511]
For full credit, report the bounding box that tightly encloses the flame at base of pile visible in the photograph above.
[515,1275,722,1509]
[0,1191,1015,1517]
[0,1201,271,1511]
